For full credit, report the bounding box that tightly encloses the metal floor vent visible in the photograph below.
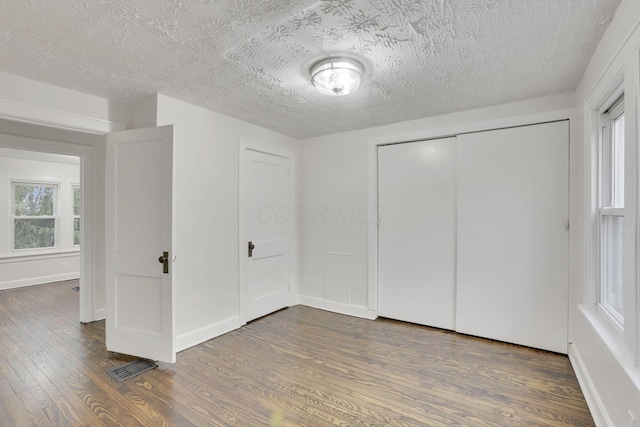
[107,359,157,383]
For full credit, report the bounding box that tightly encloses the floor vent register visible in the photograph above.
[106,359,158,383]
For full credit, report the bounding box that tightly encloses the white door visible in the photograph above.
[242,147,292,322]
[456,121,569,353]
[105,126,175,363]
[378,137,457,329]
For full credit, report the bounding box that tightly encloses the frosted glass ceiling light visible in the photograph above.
[311,57,363,96]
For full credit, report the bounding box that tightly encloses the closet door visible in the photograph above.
[378,137,456,330]
[456,121,569,353]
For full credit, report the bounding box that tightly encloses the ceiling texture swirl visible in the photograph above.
[0,0,622,138]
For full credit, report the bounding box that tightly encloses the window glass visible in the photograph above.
[601,215,624,319]
[73,186,80,246]
[13,183,57,250]
[611,113,625,207]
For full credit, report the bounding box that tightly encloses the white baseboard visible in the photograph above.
[298,295,377,320]
[0,272,80,291]
[94,307,106,322]
[176,316,241,353]
[569,343,612,427]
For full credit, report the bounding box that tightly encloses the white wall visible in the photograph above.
[0,150,81,289]
[299,128,372,316]
[0,71,129,133]
[298,92,575,319]
[569,0,640,424]
[151,94,300,351]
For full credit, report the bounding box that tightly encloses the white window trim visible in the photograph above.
[10,179,60,255]
[599,207,624,216]
[596,93,625,335]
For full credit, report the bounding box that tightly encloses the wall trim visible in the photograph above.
[299,295,377,320]
[175,316,241,353]
[0,98,125,134]
[569,343,612,427]
[0,272,80,291]
[0,250,80,263]
[94,307,105,322]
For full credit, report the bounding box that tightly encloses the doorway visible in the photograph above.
[0,119,102,323]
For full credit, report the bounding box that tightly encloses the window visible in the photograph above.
[12,182,58,251]
[599,95,625,326]
[73,185,80,246]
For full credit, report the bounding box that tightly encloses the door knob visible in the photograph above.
[248,241,255,258]
[158,251,169,274]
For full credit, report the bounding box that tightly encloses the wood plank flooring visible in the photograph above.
[0,280,594,426]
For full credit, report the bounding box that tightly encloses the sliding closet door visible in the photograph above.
[456,121,569,353]
[378,137,456,330]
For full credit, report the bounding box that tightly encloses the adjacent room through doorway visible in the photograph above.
[0,146,82,315]
[0,118,102,324]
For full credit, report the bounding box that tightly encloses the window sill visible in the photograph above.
[577,305,640,389]
[597,303,624,336]
[0,250,80,263]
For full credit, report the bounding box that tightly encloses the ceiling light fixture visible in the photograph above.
[311,57,363,96]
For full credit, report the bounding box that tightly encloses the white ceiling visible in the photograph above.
[0,0,621,139]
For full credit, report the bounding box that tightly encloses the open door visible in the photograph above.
[105,126,175,363]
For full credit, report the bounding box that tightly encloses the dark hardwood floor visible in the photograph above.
[0,280,594,426]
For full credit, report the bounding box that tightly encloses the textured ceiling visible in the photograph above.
[0,0,621,139]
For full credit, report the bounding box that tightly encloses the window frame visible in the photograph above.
[10,180,59,254]
[597,95,625,332]
[72,184,80,247]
